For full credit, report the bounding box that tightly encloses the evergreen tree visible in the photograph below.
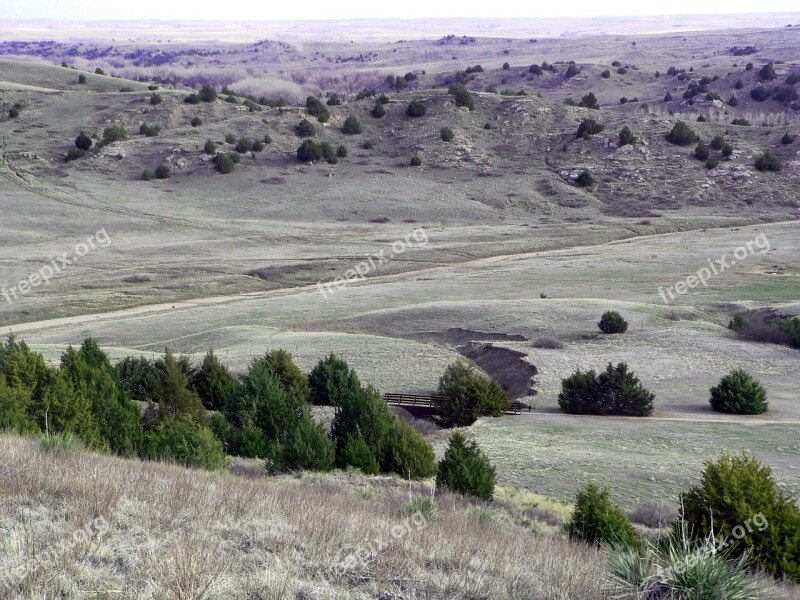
[308,353,360,406]
[262,349,310,404]
[436,431,496,500]
[192,350,236,411]
[156,350,205,423]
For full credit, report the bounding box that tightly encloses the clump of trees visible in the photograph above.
[558,363,654,416]
[437,360,510,427]
[709,368,768,414]
[755,149,782,172]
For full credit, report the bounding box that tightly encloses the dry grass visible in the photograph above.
[0,433,614,599]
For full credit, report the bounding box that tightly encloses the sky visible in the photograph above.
[1,0,799,21]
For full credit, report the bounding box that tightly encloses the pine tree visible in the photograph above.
[157,350,206,423]
[192,350,236,411]
[436,431,496,500]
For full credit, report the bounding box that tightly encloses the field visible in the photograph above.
[1,14,800,598]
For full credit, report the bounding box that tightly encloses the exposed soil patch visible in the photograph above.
[458,342,538,400]
[408,327,528,347]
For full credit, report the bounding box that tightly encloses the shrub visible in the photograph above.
[378,418,436,479]
[436,431,496,501]
[731,117,750,126]
[65,148,85,162]
[569,482,637,545]
[356,89,375,100]
[371,102,386,118]
[94,68,104,75]
[139,123,160,137]
[483,122,493,130]
[502,62,510,70]
[363,141,374,149]
[565,64,580,78]
[758,63,777,82]
[598,310,628,334]
[296,139,321,163]
[532,336,564,349]
[696,115,706,122]
[151,416,227,469]
[117,356,159,402]
[664,91,673,102]
[306,95,330,122]
[342,115,362,134]
[576,118,604,139]
[706,157,719,169]
[722,143,734,158]
[214,152,235,174]
[681,452,800,580]
[755,149,782,172]
[709,368,768,414]
[336,145,347,158]
[102,125,127,144]
[295,118,316,137]
[750,86,771,102]
[149,92,162,105]
[406,100,427,117]
[710,134,725,150]
[694,142,709,161]
[263,133,272,145]
[204,139,217,155]
[377,94,389,104]
[440,127,454,142]
[326,93,341,106]
[308,353,359,406]
[601,69,611,79]
[78,74,87,84]
[235,138,254,153]
[339,433,379,474]
[0,370,37,434]
[198,84,217,102]
[618,126,635,146]
[773,85,798,104]
[320,141,337,164]
[184,93,201,104]
[261,349,310,405]
[781,132,795,144]
[410,154,422,166]
[575,170,594,187]
[447,83,475,110]
[154,164,171,179]
[438,360,510,427]
[265,415,335,474]
[190,117,202,127]
[728,95,739,106]
[558,363,654,416]
[666,121,698,145]
[75,132,93,151]
[579,93,599,109]
[224,132,237,144]
[734,78,745,89]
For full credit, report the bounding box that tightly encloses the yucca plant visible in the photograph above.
[606,519,768,599]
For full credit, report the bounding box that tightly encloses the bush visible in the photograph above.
[710,134,725,150]
[190,116,202,127]
[565,64,580,78]
[65,148,85,162]
[755,149,782,172]
[436,431,496,501]
[295,118,316,137]
[575,170,594,188]
[102,125,127,144]
[204,139,217,155]
[579,92,599,109]
[440,127,454,142]
[558,363,654,416]
[371,102,386,118]
[681,452,800,580]
[154,164,171,179]
[265,415,335,474]
[576,118,604,139]
[192,350,236,411]
[598,310,628,334]
[184,93,201,104]
[447,83,475,111]
[326,93,341,106]
[601,69,611,79]
[117,356,159,402]
[139,123,160,137]
[773,85,798,104]
[320,141,337,164]
[706,156,719,169]
[750,86,771,102]
[306,95,330,122]
[569,482,637,545]
[199,84,217,102]
[758,63,777,82]
[78,74,87,84]
[410,154,422,166]
[342,115,362,134]
[618,126,635,146]
[75,132,93,150]
[308,353,359,406]
[149,92,162,105]
[235,138,254,153]
[666,121,698,145]
[336,145,347,158]
[694,142,709,161]
[529,64,543,75]
[782,132,795,144]
[728,94,739,106]
[438,360,510,427]
[406,100,427,117]
[94,68,104,75]
[731,117,750,126]
[709,368,768,414]
[378,419,436,479]
[151,416,227,470]
[339,433,379,474]
[722,143,734,158]
[295,139,321,163]
[214,152,235,174]
[664,92,673,102]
